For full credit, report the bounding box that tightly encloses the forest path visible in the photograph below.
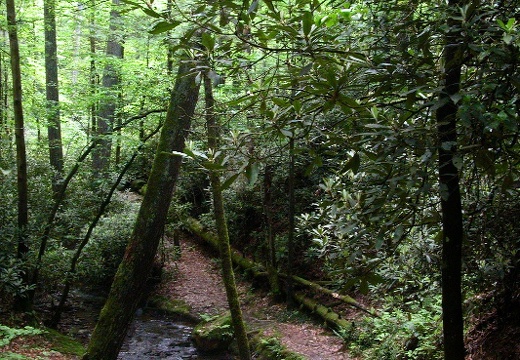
[155,233,355,360]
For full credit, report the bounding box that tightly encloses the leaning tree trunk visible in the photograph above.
[6,0,30,311]
[83,57,200,360]
[436,1,466,359]
[204,73,251,360]
[44,0,63,195]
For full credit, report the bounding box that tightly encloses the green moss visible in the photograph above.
[0,353,29,360]
[146,295,192,317]
[252,335,306,360]
[43,328,85,356]
[193,312,234,353]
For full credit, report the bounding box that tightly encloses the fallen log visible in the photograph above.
[291,291,351,330]
[183,217,266,278]
[183,217,376,330]
[279,273,377,317]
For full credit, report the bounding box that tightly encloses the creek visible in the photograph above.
[118,311,233,360]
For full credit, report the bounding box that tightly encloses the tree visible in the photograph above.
[436,2,467,358]
[83,54,200,360]
[5,0,30,311]
[44,0,63,195]
[92,0,124,176]
[203,71,251,360]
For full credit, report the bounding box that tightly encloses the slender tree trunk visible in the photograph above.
[204,73,251,360]
[30,138,101,305]
[166,0,174,75]
[286,136,295,307]
[0,30,8,145]
[83,57,200,360]
[0,49,5,147]
[263,165,280,298]
[92,0,123,176]
[436,2,466,359]
[44,0,64,195]
[6,0,30,311]
[88,6,97,142]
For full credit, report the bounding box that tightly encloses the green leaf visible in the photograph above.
[343,153,360,174]
[201,32,215,51]
[299,62,313,76]
[149,21,181,34]
[171,151,189,158]
[246,162,260,186]
[221,173,240,191]
[280,129,293,137]
[142,8,162,18]
[202,161,225,170]
[302,11,313,36]
[248,0,259,15]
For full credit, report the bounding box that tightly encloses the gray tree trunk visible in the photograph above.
[92,0,123,176]
[44,0,64,195]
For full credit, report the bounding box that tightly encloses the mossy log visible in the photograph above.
[291,291,351,330]
[183,217,375,331]
[279,273,377,317]
[183,217,266,279]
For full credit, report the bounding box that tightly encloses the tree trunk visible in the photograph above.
[436,2,466,359]
[0,46,6,145]
[92,0,123,176]
[204,73,251,360]
[44,0,63,195]
[88,5,97,142]
[6,0,29,279]
[263,165,280,298]
[83,56,200,360]
[286,136,295,307]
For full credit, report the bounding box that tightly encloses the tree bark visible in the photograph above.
[263,165,280,298]
[204,73,251,360]
[436,2,466,359]
[6,0,30,311]
[286,136,295,307]
[0,46,6,144]
[44,0,63,195]
[88,5,97,142]
[92,0,123,176]
[83,56,200,360]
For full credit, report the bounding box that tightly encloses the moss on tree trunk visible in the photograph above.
[204,74,251,360]
[83,57,200,360]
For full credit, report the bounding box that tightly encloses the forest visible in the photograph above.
[0,0,519,359]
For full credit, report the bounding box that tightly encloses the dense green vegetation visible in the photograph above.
[1,0,519,359]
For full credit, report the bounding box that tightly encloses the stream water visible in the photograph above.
[118,311,233,360]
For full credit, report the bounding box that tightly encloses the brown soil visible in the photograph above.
[156,235,356,359]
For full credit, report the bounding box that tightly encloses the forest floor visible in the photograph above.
[0,233,357,360]
[3,231,519,359]
[155,233,357,359]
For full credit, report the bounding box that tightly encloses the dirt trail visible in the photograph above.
[155,235,355,360]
